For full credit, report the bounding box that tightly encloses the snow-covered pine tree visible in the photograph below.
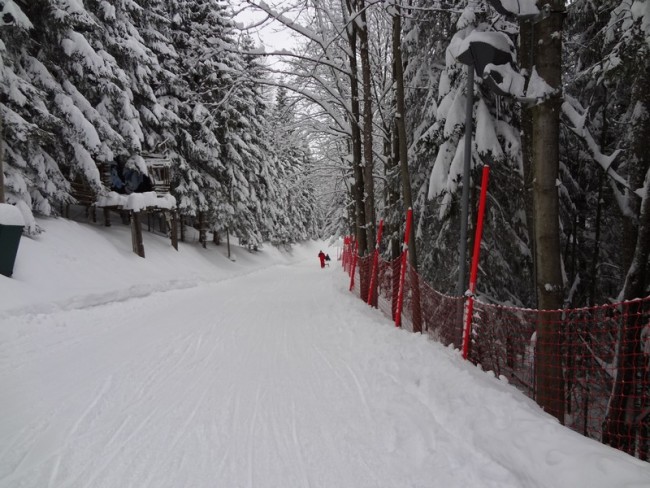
[166,0,233,236]
[81,0,149,165]
[0,0,70,233]
[134,0,184,155]
[87,0,183,162]
[2,0,130,231]
[218,32,272,249]
[405,0,533,305]
[266,86,303,245]
[267,85,320,245]
[45,0,145,193]
[400,0,452,276]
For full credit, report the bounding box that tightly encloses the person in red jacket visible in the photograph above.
[318,250,326,268]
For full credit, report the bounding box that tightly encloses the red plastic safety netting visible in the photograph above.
[341,242,650,461]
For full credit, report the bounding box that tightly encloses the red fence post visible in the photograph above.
[395,208,413,328]
[462,165,490,360]
[349,240,359,292]
[367,219,384,307]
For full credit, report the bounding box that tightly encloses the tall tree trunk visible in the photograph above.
[388,127,401,261]
[344,1,368,257]
[358,0,376,255]
[344,146,358,239]
[532,1,565,423]
[392,5,416,269]
[390,126,401,319]
[520,19,536,308]
[344,0,369,301]
[380,124,397,312]
[392,4,421,332]
[384,125,401,260]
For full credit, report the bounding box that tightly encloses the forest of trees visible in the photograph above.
[1,0,649,455]
[4,0,646,309]
[238,0,648,308]
[0,0,319,247]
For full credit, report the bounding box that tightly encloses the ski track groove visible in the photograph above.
[46,318,223,487]
[0,418,52,485]
[343,361,375,428]
[247,383,262,488]
[290,399,312,488]
[47,375,113,488]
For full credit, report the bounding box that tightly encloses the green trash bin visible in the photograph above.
[0,204,25,278]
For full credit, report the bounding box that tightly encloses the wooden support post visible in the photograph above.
[367,219,384,307]
[199,211,206,249]
[170,211,178,251]
[103,207,111,227]
[349,240,359,292]
[131,211,145,258]
[226,228,231,259]
[180,214,185,242]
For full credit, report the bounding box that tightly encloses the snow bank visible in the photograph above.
[0,216,322,317]
[0,203,24,226]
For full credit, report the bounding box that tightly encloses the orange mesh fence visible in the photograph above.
[350,255,372,301]
[376,257,400,321]
[469,298,650,459]
[406,263,464,345]
[340,244,650,461]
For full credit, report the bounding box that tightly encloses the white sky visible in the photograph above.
[1,217,650,487]
[233,0,300,53]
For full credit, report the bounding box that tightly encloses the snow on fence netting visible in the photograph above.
[341,241,650,461]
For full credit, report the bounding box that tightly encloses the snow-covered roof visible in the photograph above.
[95,191,177,211]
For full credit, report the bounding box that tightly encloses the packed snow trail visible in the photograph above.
[1,257,649,487]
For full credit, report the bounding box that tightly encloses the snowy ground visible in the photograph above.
[1,217,650,487]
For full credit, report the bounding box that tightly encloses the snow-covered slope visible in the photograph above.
[1,217,649,488]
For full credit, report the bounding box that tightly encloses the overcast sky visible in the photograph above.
[233,1,299,53]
